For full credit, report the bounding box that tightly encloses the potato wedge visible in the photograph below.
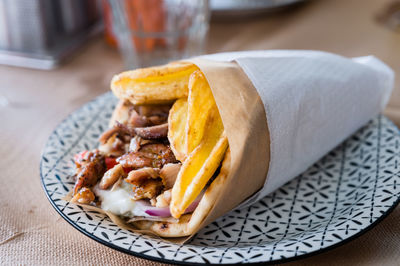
[170,106,228,219]
[168,98,188,162]
[185,70,216,154]
[111,61,198,104]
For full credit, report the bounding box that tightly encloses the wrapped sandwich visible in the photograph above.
[70,62,232,237]
[68,51,393,239]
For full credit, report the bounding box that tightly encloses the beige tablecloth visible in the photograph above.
[1,0,399,265]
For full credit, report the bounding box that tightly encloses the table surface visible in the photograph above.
[1,0,399,265]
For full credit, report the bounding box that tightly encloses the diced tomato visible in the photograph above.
[105,157,118,170]
[105,157,132,173]
[123,167,133,174]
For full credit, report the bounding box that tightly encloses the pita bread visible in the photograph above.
[133,149,231,237]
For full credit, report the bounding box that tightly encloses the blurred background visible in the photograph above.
[1,0,399,71]
[0,0,210,69]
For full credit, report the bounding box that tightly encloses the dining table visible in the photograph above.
[1,0,399,265]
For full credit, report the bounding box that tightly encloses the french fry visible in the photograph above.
[185,70,216,154]
[168,98,188,162]
[170,105,228,219]
[111,62,198,104]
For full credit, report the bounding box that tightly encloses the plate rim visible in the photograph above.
[39,93,400,265]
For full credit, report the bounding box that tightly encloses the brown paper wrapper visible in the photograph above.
[180,59,270,241]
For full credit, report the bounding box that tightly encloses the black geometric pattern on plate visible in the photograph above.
[40,92,400,264]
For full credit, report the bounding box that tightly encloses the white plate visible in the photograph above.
[40,92,400,264]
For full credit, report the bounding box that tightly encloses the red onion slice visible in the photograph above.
[137,194,202,217]
[144,207,171,217]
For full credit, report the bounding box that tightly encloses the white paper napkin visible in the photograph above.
[201,50,394,207]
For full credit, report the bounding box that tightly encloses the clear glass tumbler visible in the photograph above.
[107,0,210,69]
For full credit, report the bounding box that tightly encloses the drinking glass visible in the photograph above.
[107,0,210,69]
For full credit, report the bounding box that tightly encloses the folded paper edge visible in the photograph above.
[182,58,270,241]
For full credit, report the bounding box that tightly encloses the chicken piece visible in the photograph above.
[135,104,170,126]
[159,163,181,189]
[74,150,94,168]
[128,109,149,128]
[117,151,152,169]
[136,104,170,117]
[109,101,170,129]
[148,115,167,125]
[124,167,160,186]
[99,133,128,157]
[117,143,177,169]
[129,135,153,153]
[134,123,168,140]
[154,189,172,208]
[132,179,163,200]
[71,187,95,204]
[99,164,127,189]
[129,136,141,152]
[99,122,134,145]
[129,104,171,127]
[74,150,105,194]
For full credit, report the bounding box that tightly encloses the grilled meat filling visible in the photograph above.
[132,179,164,200]
[134,123,168,140]
[117,143,177,169]
[73,101,179,206]
[125,167,160,185]
[73,150,105,194]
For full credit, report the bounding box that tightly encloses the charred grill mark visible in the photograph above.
[74,151,105,194]
[131,179,163,200]
[160,223,168,230]
[117,144,177,169]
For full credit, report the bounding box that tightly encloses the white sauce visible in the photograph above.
[94,182,148,218]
